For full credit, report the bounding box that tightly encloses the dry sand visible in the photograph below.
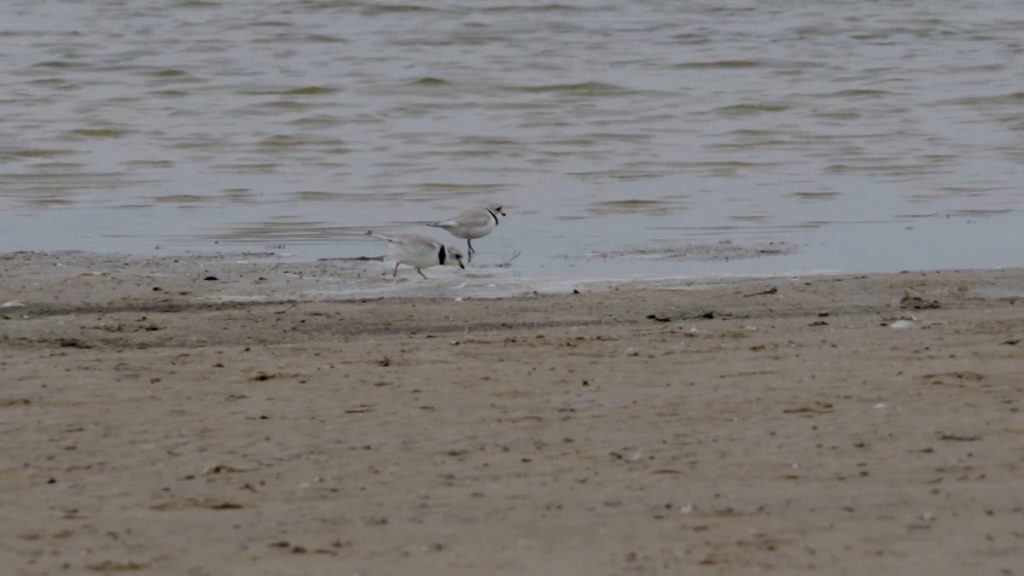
[1,252,1022,575]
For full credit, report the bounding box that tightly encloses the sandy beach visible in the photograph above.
[1,252,1022,575]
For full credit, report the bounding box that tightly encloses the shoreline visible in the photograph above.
[2,252,1023,574]
[2,249,1021,306]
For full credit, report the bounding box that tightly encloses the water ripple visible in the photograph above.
[0,0,1021,275]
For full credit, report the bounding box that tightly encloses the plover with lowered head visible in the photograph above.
[366,231,465,279]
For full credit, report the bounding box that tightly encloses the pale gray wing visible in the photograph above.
[394,234,442,250]
[455,207,495,227]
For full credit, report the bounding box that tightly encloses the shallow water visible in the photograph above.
[1,0,1022,278]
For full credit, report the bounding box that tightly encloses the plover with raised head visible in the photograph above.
[426,203,506,263]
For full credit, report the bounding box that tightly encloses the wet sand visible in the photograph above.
[2,252,1023,575]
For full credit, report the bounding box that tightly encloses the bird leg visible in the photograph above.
[417,268,428,279]
[393,262,401,277]
[467,239,475,263]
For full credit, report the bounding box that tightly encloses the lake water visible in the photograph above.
[2,0,1022,279]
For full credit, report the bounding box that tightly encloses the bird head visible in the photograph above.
[448,246,466,269]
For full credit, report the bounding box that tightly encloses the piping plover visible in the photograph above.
[366,231,465,279]
[426,203,506,263]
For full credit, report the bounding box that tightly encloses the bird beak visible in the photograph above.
[458,260,465,269]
